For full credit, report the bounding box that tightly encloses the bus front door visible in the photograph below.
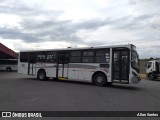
[112,50,129,83]
[58,52,69,79]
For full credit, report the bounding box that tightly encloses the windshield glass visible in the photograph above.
[131,51,140,73]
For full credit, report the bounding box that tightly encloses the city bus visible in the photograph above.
[0,59,18,71]
[18,44,141,86]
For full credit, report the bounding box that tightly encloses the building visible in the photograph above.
[0,43,18,59]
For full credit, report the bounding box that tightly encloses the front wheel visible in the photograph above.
[93,73,107,86]
[6,67,11,72]
[37,70,46,81]
[148,74,155,80]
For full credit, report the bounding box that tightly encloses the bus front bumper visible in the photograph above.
[131,72,141,84]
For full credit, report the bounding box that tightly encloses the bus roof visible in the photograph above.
[20,44,135,52]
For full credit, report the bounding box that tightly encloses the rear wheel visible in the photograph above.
[6,67,11,72]
[37,70,46,80]
[93,73,107,86]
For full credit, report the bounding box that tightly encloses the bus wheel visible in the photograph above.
[6,67,11,72]
[37,70,46,81]
[93,73,107,86]
[148,74,154,80]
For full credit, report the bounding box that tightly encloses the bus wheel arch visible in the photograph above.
[37,69,47,81]
[92,71,108,86]
[6,67,11,72]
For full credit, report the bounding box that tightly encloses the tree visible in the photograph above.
[149,57,154,60]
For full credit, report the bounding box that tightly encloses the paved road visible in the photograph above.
[0,71,160,111]
[0,71,160,119]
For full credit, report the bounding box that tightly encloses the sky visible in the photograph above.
[0,0,160,58]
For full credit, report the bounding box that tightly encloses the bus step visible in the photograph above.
[112,80,129,84]
[58,77,68,80]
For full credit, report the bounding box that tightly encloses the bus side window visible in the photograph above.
[20,52,29,62]
[46,52,57,62]
[70,51,81,63]
[30,52,37,63]
[37,52,46,62]
[82,51,94,63]
[95,49,110,63]
[0,60,7,64]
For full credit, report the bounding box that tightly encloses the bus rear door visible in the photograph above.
[57,52,69,79]
[28,52,36,75]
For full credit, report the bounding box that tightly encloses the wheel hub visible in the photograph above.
[39,73,44,79]
[97,77,103,83]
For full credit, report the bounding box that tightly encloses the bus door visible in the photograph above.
[28,52,36,75]
[112,49,129,83]
[58,52,69,79]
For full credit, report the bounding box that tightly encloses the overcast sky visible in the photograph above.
[0,0,159,58]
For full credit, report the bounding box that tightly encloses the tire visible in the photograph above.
[93,73,107,86]
[37,70,46,81]
[148,74,155,80]
[6,67,11,72]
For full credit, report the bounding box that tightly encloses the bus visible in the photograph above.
[18,44,141,86]
[0,59,18,71]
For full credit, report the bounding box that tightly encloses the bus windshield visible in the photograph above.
[131,51,140,73]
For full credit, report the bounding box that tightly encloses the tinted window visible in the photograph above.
[20,52,29,62]
[0,60,17,64]
[37,52,46,62]
[83,51,94,56]
[82,57,94,63]
[0,60,7,64]
[58,52,70,64]
[46,52,57,62]
[71,51,81,56]
[95,49,110,63]
[8,60,18,64]
[82,50,94,63]
[70,57,81,63]
[70,51,81,63]
[0,60,3,64]
[30,52,37,63]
